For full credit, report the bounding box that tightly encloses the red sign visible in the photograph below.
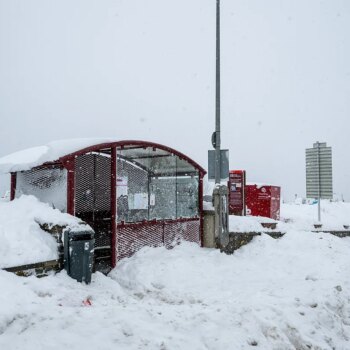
[228,170,246,215]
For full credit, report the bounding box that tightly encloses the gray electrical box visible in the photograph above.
[64,229,95,284]
[208,149,229,181]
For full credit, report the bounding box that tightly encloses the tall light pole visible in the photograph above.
[211,0,229,248]
[215,0,221,184]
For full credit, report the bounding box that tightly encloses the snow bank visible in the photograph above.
[0,138,114,173]
[229,215,277,232]
[1,195,350,348]
[281,200,350,231]
[0,233,349,349]
[0,195,84,268]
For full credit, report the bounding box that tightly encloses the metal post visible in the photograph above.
[110,147,117,268]
[215,0,221,185]
[212,0,229,249]
[317,142,321,222]
[10,173,17,201]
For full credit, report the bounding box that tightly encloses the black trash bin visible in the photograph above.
[64,229,95,284]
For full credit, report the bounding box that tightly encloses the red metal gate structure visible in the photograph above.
[7,140,206,272]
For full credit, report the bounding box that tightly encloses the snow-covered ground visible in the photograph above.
[0,198,350,349]
[280,200,350,231]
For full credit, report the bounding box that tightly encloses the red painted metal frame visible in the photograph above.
[110,147,117,267]
[62,159,75,216]
[58,141,206,264]
[10,173,16,201]
[199,173,204,247]
[58,140,206,177]
[9,141,206,268]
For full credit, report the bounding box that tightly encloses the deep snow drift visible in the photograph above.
[0,195,87,268]
[0,199,350,349]
[0,235,349,349]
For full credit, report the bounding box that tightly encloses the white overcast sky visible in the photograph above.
[0,0,349,201]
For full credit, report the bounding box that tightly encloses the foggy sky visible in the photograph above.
[0,0,349,201]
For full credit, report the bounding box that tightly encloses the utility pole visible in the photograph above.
[211,0,229,249]
[215,0,221,184]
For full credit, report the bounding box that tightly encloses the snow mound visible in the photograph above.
[0,232,349,349]
[0,195,85,268]
[110,235,350,349]
[229,215,277,232]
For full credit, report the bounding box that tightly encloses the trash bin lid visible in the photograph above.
[68,230,94,241]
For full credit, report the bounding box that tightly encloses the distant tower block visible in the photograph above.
[305,142,333,200]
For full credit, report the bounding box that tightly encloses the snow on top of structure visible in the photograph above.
[0,138,115,173]
[246,182,280,189]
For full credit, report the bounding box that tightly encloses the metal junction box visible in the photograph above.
[245,184,281,220]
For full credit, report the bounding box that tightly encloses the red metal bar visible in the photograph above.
[58,140,207,177]
[63,158,75,215]
[110,147,117,268]
[117,217,199,228]
[199,174,204,247]
[10,173,16,201]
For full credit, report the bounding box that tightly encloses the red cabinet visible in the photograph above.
[245,184,281,220]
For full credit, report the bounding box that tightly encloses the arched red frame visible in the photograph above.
[24,140,207,268]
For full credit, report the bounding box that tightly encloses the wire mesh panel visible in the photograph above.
[164,219,200,248]
[117,222,163,260]
[75,153,111,214]
[15,167,67,211]
[75,153,112,260]
[75,154,95,213]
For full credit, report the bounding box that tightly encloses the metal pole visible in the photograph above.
[215,0,221,184]
[317,142,321,222]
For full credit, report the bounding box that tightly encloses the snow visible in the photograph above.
[0,199,350,348]
[229,215,277,232]
[0,234,349,349]
[0,195,87,268]
[246,182,280,189]
[280,200,350,231]
[229,200,350,233]
[0,138,114,173]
